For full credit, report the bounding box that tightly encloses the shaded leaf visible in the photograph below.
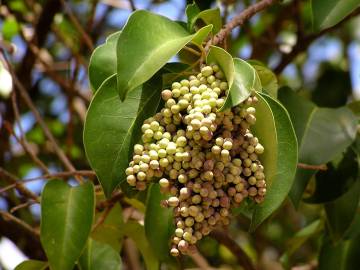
[311,65,351,108]
[319,234,360,270]
[325,179,360,241]
[89,31,121,92]
[15,260,48,270]
[278,87,357,207]
[91,203,124,251]
[145,184,174,262]
[312,0,360,30]
[280,219,324,264]
[304,147,358,204]
[116,10,210,100]
[78,239,122,270]
[250,93,298,230]
[40,180,95,270]
[123,221,159,270]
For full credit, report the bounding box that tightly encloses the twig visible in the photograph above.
[60,0,94,50]
[10,201,36,213]
[0,49,83,183]
[204,0,278,53]
[210,229,255,270]
[188,247,213,270]
[297,163,327,171]
[0,210,40,237]
[92,204,114,231]
[9,92,49,173]
[128,0,136,11]
[0,168,40,203]
[22,170,96,182]
[96,190,123,211]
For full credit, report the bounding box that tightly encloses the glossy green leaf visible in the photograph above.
[116,10,210,100]
[89,31,121,92]
[145,184,174,262]
[207,46,260,111]
[78,239,122,270]
[123,221,159,270]
[278,87,357,206]
[84,74,162,197]
[312,0,360,30]
[319,234,360,270]
[249,93,298,230]
[15,260,48,270]
[248,60,278,98]
[325,179,360,241]
[91,203,124,251]
[40,180,95,270]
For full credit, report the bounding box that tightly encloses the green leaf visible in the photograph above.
[189,8,222,34]
[186,2,200,31]
[325,179,360,241]
[278,87,358,207]
[312,0,360,30]
[40,180,95,270]
[319,234,360,270]
[116,10,211,100]
[78,239,122,270]
[304,146,358,204]
[15,260,48,270]
[249,93,298,230]
[88,31,121,92]
[207,46,260,111]
[2,16,20,40]
[123,221,159,270]
[145,184,174,262]
[280,219,324,264]
[248,60,278,98]
[91,203,124,251]
[84,74,162,197]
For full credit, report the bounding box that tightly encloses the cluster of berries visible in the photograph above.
[125,64,266,256]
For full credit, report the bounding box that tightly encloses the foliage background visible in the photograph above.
[1,0,360,269]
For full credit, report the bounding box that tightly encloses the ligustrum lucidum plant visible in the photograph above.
[10,0,360,269]
[83,4,299,262]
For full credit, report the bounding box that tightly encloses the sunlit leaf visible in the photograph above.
[250,93,298,230]
[89,31,121,92]
[40,180,95,270]
[84,74,162,196]
[116,10,211,100]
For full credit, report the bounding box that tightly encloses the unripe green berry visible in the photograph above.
[201,66,213,77]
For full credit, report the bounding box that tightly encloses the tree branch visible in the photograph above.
[210,229,255,270]
[205,0,278,52]
[274,6,360,74]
